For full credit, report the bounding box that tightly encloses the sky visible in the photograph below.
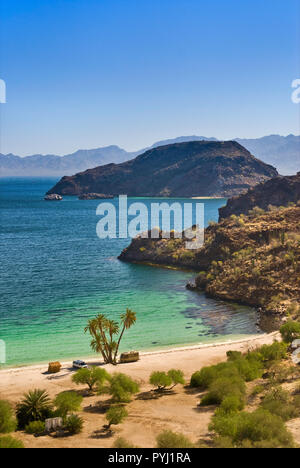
[0,0,299,156]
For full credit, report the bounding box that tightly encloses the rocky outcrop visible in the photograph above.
[219,173,300,219]
[78,193,114,200]
[44,194,63,201]
[119,205,300,332]
[47,141,278,198]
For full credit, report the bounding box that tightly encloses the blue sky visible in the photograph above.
[0,0,299,155]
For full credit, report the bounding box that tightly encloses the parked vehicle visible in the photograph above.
[72,360,88,369]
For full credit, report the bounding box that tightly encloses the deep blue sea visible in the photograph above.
[0,178,260,367]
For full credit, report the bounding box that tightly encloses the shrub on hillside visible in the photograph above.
[210,409,294,448]
[113,437,137,448]
[200,375,246,407]
[280,321,300,343]
[260,387,297,421]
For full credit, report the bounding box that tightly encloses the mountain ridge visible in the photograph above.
[1,134,299,177]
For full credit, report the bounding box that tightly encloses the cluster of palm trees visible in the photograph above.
[85,308,136,365]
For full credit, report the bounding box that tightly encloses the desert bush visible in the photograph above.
[0,400,17,434]
[106,406,128,428]
[258,342,288,365]
[190,367,218,389]
[200,375,245,407]
[280,321,300,343]
[156,430,194,448]
[210,409,294,448]
[150,369,185,391]
[217,395,244,415]
[16,389,53,429]
[25,420,45,435]
[251,385,265,396]
[260,387,297,421]
[0,435,24,448]
[72,367,110,392]
[65,414,84,434]
[54,391,83,419]
[103,373,140,403]
[113,437,136,448]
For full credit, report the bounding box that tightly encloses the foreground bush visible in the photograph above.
[25,420,45,435]
[0,435,24,449]
[258,342,288,365]
[65,414,84,434]
[156,430,194,448]
[16,389,52,429]
[103,373,140,403]
[280,321,300,343]
[106,406,128,429]
[0,400,17,434]
[210,409,294,448]
[54,391,83,419]
[72,367,110,392]
[113,437,136,448]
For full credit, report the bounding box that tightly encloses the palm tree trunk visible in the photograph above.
[113,325,125,364]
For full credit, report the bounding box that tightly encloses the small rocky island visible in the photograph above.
[78,193,114,200]
[44,194,63,201]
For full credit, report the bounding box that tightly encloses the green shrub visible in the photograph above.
[113,437,137,448]
[54,391,83,419]
[156,430,194,448]
[16,389,53,429]
[210,409,294,448]
[217,395,244,415]
[226,351,242,361]
[65,414,84,434]
[258,342,288,364]
[72,367,110,392]
[200,375,246,407]
[260,387,297,421]
[103,373,140,403]
[251,385,265,396]
[233,358,263,382]
[106,406,128,428]
[0,435,24,448]
[0,400,17,434]
[150,369,185,391]
[25,420,45,435]
[190,367,217,389]
[280,321,300,343]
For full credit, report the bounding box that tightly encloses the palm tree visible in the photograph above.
[114,309,136,363]
[16,389,53,429]
[85,310,137,365]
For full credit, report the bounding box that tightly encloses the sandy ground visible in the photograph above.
[0,332,284,448]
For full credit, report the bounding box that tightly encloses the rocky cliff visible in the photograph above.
[219,172,300,219]
[47,141,278,198]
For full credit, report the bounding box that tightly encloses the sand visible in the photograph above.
[0,333,281,448]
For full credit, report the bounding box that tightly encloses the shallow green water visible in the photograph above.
[0,178,261,367]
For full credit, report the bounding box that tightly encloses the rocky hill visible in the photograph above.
[219,173,300,219]
[119,204,300,331]
[47,141,277,198]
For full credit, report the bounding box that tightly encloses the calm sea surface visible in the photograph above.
[0,178,261,367]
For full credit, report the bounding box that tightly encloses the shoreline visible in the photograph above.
[0,331,278,375]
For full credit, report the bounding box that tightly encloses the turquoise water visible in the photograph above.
[0,178,261,367]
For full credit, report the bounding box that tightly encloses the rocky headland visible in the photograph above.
[119,204,300,332]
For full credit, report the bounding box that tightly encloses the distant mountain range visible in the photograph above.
[47,141,278,198]
[0,134,299,177]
